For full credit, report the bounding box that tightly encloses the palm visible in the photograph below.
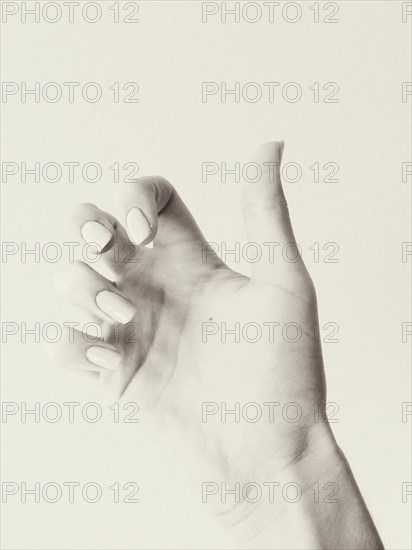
[104,233,325,478]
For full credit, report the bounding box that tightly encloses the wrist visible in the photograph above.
[215,425,383,550]
[201,424,337,534]
[225,424,342,546]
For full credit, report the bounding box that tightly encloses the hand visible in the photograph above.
[54,141,383,548]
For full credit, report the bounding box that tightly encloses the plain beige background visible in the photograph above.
[1,1,411,548]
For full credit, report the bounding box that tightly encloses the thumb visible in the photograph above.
[241,141,301,284]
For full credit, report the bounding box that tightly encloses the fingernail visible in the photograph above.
[86,346,121,370]
[81,221,112,253]
[96,290,136,324]
[127,208,152,245]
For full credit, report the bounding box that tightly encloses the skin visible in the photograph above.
[55,142,384,549]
